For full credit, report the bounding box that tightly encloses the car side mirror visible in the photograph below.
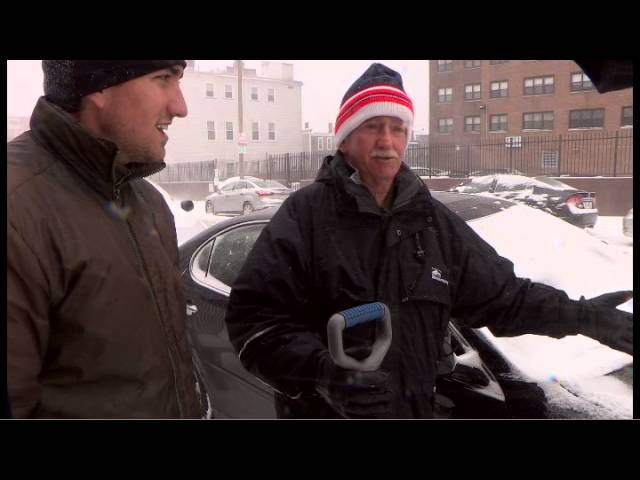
[181,200,194,212]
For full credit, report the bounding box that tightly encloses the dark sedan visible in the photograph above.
[450,174,597,228]
[179,192,552,419]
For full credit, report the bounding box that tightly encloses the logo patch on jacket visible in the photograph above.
[432,267,449,285]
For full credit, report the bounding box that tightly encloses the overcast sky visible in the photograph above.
[7,60,430,133]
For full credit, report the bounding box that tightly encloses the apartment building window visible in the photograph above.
[225,121,234,140]
[437,60,453,72]
[251,122,260,141]
[251,87,259,101]
[267,88,275,102]
[225,85,233,99]
[464,116,481,133]
[268,122,276,141]
[542,151,559,169]
[489,114,508,132]
[438,118,453,134]
[464,60,481,69]
[207,121,215,140]
[317,137,324,150]
[206,83,214,98]
[569,109,604,129]
[570,72,594,92]
[437,87,453,103]
[523,111,554,130]
[464,83,481,101]
[523,76,554,95]
[489,60,509,65]
[490,80,508,98]
[621,106,633,127]
[327,137,333,151]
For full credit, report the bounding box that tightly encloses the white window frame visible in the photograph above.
[490,80,508,98]
[251,121,260,141]
[268,122,276,141]
[464,116,481,133]
[225,84,233,99]
[207,121,216,140]
[438,118,453,134]
[267,88,275,102]
[206,83,215,98]
[317,137,324,150]
[464,83,481,101]
[489,114,508,132]
[327,137,333,151]
[251,87,259,101]
[225,121,234,141]
[437,87,453,103]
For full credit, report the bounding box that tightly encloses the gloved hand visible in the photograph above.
[579,291,633,355]
[315,352,393,419]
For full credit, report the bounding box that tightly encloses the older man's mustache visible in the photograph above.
[370,149,398,159]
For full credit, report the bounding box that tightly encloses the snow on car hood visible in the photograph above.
[467,204,632,416]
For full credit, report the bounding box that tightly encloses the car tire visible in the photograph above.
[242,202,254,215]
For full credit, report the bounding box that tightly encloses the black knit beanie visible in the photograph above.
[42,60,187,112]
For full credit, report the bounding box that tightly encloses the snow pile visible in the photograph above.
[468,205,632,417]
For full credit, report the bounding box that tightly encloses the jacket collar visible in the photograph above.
[30,97,166,200]
[315,151,434,216]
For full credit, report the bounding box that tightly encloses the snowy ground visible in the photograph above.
[172,201,633,419]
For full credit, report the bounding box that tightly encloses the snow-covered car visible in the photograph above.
[450,174,598,228]
[204,176,291,215]
[179,191,632,419]
[146,180,206,246]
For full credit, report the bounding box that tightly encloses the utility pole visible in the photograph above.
[236,60,245,178]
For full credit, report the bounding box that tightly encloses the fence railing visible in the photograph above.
[151,130,633,187]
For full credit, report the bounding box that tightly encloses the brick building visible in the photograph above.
[429,60,633,176]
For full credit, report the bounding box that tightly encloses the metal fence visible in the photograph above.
[151,130,633,187]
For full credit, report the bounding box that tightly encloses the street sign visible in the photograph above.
[238,133,248,146]
[239,145,247,154]
[505,136,522,148]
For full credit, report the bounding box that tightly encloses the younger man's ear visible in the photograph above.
[83,90,106,109]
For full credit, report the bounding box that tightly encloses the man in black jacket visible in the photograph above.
[225,63,632,419]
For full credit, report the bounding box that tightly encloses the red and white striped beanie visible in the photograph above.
[334,63,414,147]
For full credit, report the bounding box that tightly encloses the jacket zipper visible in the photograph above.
[114,182,186,418]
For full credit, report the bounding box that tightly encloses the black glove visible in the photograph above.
[579,291,633,355]
[315,352,393,419]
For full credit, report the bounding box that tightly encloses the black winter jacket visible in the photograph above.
[225,152,584,418]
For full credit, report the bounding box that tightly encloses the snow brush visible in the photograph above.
[326,302,392,371]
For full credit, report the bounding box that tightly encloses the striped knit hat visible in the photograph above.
[334,63,414,147]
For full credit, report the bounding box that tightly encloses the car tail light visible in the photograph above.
[566,194,582,207]
[256,190,274,196]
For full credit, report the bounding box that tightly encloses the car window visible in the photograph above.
[264,180,286,189]
[234,181,248,190]
[221,182,235,192]
[207,223,266,288]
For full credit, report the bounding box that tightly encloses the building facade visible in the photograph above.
[301,122,335,153]
[165,61,304,176]
[429,60,633,176]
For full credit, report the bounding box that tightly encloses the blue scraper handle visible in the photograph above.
[326,302,392,371]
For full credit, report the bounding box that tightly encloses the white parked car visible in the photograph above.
[205,176,291,215]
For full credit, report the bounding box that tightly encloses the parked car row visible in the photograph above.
[450,174,598,228]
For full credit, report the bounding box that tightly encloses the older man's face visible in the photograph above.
[339,116,408,186]
[97,65,187,164]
